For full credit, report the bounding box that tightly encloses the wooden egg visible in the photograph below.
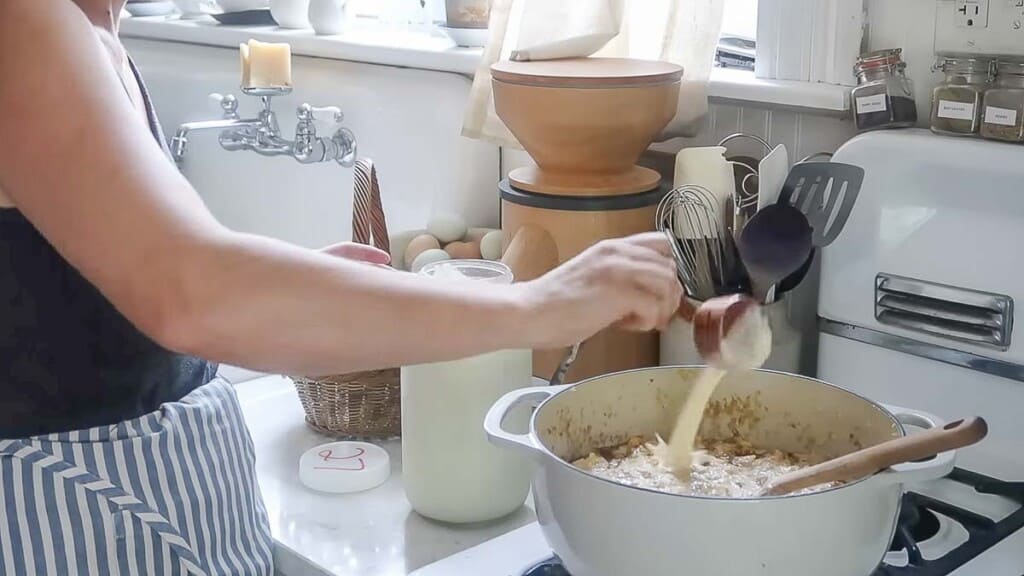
[444,240,482,260]
[480,230,504,261]
[404,234,441,270]
[390,229,427,271]
[410,248,451,273]
[426,213,468,244]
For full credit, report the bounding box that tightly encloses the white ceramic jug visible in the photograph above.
[401,260,534,523]
[308,0,346,35]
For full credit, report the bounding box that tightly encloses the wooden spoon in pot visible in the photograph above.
[762,416,989,497]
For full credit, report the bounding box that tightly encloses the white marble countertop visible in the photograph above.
[232,374,536,576]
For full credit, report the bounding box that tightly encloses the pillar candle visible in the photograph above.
[240,39,292,88]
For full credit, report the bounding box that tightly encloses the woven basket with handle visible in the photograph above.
[292,158,402,438]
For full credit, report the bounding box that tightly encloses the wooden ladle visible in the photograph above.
[763,416,989,497]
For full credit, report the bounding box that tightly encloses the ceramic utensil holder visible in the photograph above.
[660,296,801,373]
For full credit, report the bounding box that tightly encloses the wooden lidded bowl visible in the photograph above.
[491,58,683,196]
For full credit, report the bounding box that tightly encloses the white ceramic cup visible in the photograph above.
[270,0,310,28]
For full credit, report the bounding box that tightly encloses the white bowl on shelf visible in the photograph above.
[440,25,489,48]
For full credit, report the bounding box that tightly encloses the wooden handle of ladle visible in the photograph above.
[763,417,989,497]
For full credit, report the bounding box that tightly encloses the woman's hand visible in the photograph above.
[515,232,684,350]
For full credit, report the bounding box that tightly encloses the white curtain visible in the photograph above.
[461,0,726,148]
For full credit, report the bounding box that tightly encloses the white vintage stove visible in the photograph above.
[817,129,1024,575]
[411,130,1024,576]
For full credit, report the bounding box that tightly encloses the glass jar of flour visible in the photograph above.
[401,260,534,523]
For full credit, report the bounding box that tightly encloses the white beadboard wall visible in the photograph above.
[125,39,500,250]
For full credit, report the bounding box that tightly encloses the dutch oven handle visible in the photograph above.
[877,404,958,484]
[485,385,569,455]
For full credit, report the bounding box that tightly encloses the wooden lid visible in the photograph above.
[508,165,662,196]
[491,58,684,88]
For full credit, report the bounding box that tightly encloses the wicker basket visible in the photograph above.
[293,369,401,437]
[292,158,402,438]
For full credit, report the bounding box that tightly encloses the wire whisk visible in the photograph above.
[657,185,746,301]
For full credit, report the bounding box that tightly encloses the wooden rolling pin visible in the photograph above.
[763,416,989,497]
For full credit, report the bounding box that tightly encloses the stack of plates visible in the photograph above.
[209,0,277,25]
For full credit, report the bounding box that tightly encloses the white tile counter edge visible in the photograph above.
[120,16,851,112]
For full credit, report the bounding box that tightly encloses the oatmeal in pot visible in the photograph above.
[572,436,838,498]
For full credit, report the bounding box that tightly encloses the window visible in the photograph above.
[718,0,757,70]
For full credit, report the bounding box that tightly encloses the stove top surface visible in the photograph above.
[413,468,1024,576]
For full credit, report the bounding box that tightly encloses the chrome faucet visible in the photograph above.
[170,87,357,168]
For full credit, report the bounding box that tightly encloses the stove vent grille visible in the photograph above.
[875,274,1013,351]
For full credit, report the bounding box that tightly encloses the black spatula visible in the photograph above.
[777,161,864,248]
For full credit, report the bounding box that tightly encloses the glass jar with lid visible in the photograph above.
[930,55,995,136]
[851,48,918,132]
[981,59,1024,143]
[401,259,534,524]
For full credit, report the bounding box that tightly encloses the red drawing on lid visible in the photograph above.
[313,447,367,471]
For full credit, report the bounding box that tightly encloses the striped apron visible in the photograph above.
[0,377,275,575]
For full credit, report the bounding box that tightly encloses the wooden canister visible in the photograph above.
[499,180,666,383]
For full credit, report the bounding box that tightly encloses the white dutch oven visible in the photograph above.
[484,367,956,576]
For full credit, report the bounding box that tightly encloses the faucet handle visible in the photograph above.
[298,104,343,128]
[311,106,343,124]
[208,93,239,117]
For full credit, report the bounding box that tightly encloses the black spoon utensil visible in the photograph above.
[736,203,814,304]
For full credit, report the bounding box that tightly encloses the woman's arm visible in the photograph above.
[0,1,682,377]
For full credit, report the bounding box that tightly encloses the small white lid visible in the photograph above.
[419,259,515,284]
[298,441,391,494]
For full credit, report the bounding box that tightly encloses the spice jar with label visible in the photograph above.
[981,59,1024,143]
[930,55,995,136]
[851,49,918,132]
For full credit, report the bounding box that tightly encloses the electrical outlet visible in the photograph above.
[935,0,1024,56]
[955,0,990,28]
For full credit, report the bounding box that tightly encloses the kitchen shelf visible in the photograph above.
[121,15,851,113]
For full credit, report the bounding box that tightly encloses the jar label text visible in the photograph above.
[984,106,1018,127]
[937,100,976,121]
[855,94,888,115]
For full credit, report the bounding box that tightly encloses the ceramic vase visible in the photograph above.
[308,0,346,35]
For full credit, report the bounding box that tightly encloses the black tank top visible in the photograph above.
[0,56,216,438]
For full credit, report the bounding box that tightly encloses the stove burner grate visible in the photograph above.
[889,501,942,552]
[873,468,1024,575]
[521,468,1024,576]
